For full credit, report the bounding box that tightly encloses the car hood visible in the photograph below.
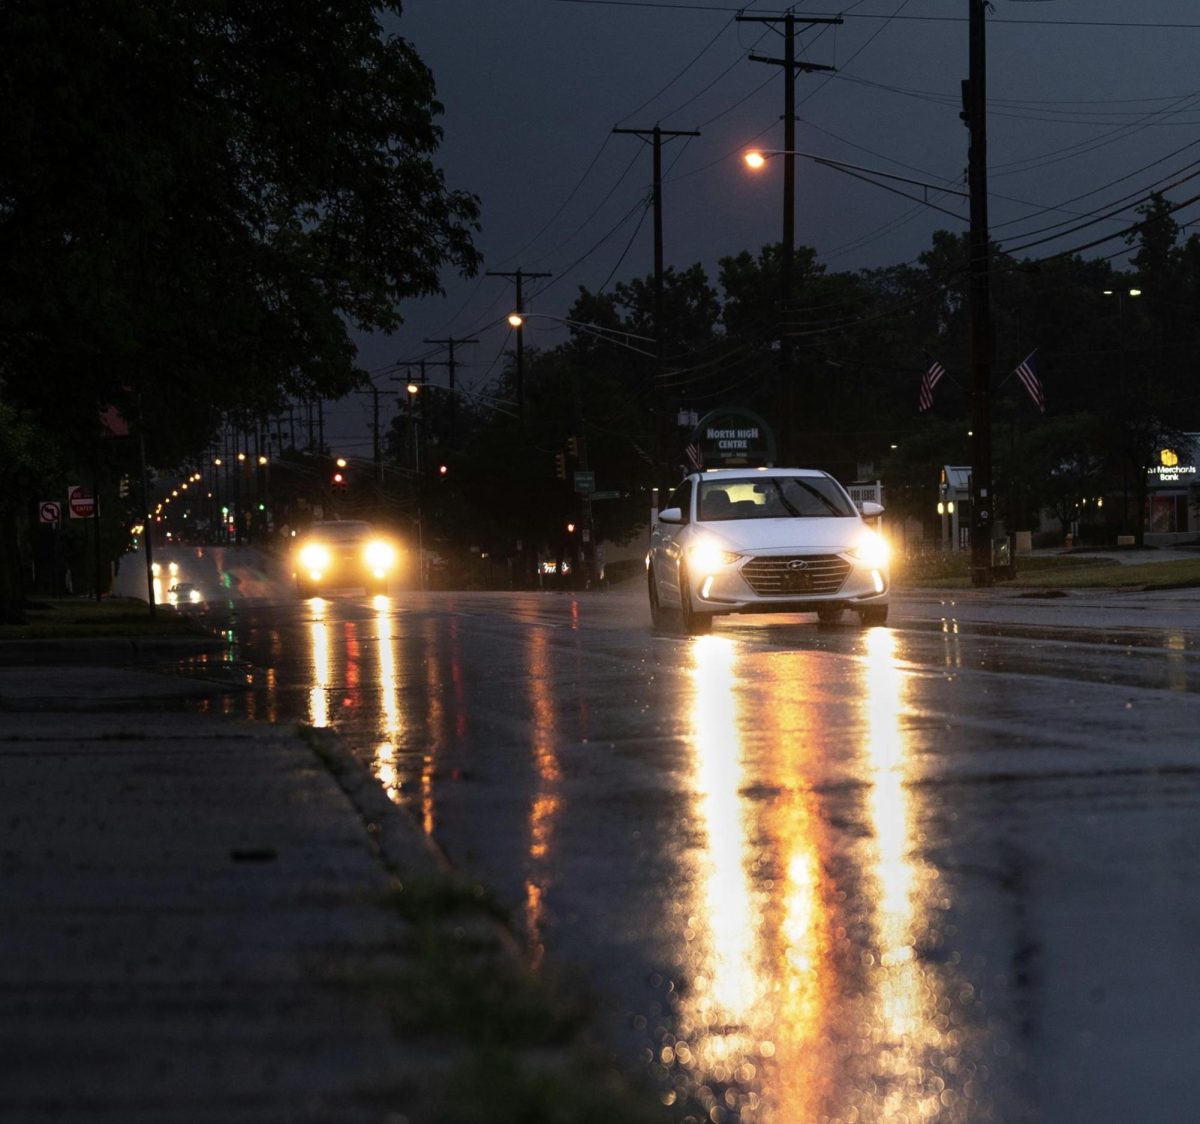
[701,517,868,552]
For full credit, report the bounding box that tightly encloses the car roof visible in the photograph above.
[692,467,829,480]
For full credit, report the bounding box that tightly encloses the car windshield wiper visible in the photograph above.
[784,481,845,516]
[770,480,803,516]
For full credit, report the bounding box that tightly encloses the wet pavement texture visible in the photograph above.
[118,546,1200,1123]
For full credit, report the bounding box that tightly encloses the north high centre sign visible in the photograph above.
[688,408,776,469]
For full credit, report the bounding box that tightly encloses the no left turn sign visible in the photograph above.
[39,501,62,524]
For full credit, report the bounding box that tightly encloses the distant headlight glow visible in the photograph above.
[849,532,890,570]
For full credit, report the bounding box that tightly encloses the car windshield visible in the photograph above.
[311,522,372,541]
[697,476,856,520]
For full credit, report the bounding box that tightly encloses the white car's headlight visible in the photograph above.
[299,543,331,573]
[849,532,889,570]
[687,539,742,574]
[364,539,397,573]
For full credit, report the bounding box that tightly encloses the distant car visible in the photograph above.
[166,582,202,606]
[646,467,890,634]
[292,520,399,597]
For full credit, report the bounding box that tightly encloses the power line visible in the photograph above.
[552,2,1200,29]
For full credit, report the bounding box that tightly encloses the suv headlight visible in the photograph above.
[848,532,889,570]
[299,543,331,572]
[687,539,742,574]
[364,539,396,573]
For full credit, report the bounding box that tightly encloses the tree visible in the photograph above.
[0,0,480,614]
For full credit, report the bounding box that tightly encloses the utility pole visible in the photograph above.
[358,378,382,481]
[612,124,700,480]
[424,335,477,448]
[964,0,994,586]
[487,269,550,416]
[739,10,841,461]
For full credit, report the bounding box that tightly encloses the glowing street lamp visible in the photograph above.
[503,311,656,355]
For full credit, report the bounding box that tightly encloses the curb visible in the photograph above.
[0,634,227,666]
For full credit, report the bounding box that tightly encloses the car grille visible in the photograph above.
[741,554,850,595]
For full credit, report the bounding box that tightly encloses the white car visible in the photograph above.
[646,467,890,634]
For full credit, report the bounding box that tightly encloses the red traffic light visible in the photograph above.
[332,471,345,485]
[438,464,449,476]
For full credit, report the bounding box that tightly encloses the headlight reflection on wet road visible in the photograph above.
[307,599,330,728]
[372,596,403,803]
[673,634,767,1120]
[523,628,562,966]
[859,626,958,1122]
[668,627,987,1124]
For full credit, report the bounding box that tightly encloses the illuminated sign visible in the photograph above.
[690,407,776,468]
[1148,464,1196,483]
[1147,444,1197,483]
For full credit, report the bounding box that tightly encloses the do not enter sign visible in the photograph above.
[68,485,96,519]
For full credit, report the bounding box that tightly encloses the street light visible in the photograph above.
[503,312,656,356]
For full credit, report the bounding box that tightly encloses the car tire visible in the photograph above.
[816,605,843,626]
[858,605,889,627]
[648,567,668,630]
[678,564,713,635]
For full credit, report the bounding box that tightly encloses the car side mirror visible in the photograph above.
[860,501,884,520]
[657,506,684,524]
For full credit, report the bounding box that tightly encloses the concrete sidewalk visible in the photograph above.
[0,657,653,1124]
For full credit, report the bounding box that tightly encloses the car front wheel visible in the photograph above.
[678,563,713,635]
[648,567,668,630]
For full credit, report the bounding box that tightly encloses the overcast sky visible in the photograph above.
[329,0,1200,453]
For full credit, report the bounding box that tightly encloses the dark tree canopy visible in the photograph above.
[0,0,479,614]
[0,0,480,462]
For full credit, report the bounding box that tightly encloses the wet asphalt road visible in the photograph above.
[125,546,1200,1123]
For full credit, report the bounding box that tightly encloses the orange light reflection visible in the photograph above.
[523,628,561,965]
[308,599,330,727]
[372,596,402,803]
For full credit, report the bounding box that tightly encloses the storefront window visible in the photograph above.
[1146,494,1189,533]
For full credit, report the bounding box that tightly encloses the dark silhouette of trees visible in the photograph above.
[0,1,480,615]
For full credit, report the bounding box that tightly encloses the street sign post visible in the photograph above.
[39,501,62,524]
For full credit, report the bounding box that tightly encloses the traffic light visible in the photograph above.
[567,435,578,458]
[554,452,566,480]
[438,464,449,477]
[332,470,345,488]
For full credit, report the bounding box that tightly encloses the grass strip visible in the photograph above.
[0,596,208,640]
[898,554,1200,591]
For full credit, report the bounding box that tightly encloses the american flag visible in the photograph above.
[918,358,946,413]
[1014,351,1045,413]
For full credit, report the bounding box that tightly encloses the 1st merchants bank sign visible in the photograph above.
[1149,446,1197,483]
[690,408,777,469]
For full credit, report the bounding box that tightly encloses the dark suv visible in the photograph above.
[292,520,399,597]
